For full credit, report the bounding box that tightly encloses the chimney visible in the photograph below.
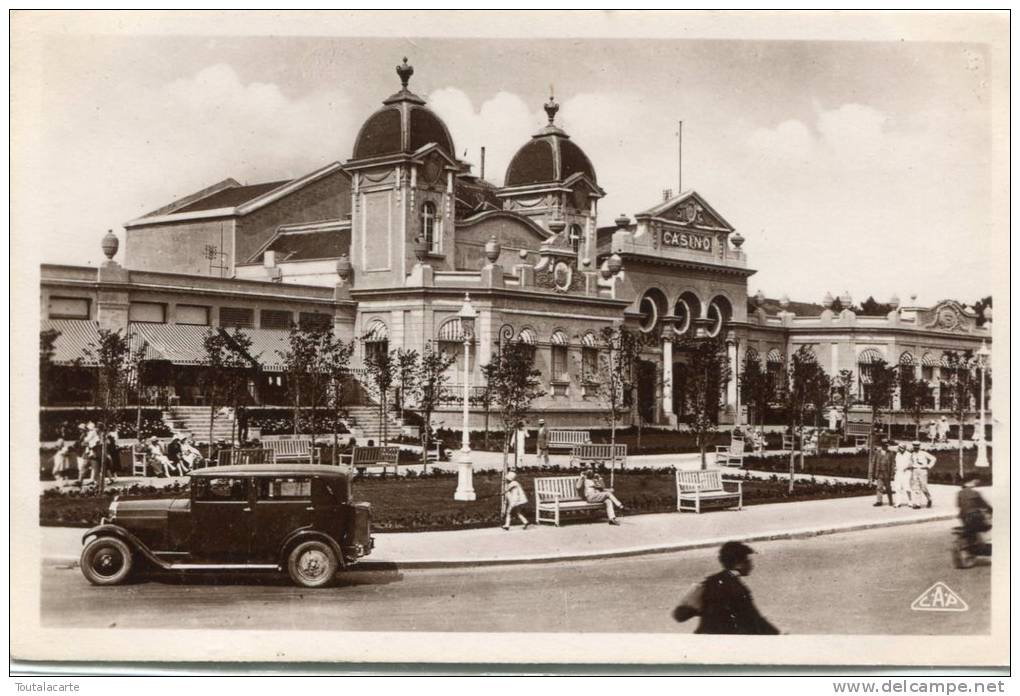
[480,146,486,180]
[662,188,673,202]
[264,250,276,268]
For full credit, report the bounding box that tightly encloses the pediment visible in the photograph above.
[637,191,734,232]
[918,300,977,333]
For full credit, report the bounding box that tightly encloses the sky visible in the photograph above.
[12,13,1008,307]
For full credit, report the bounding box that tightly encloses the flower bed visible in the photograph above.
[41,408,172,441]
[744,449,992,486]
[39,468,872,531]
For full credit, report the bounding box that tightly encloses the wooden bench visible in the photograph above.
[265,438,320,464]
[534,475,606,526]
[548,430,592,451]
[714,436,746,467]
[131,446,148,477]
[216,448,275,466]
[350,446,401,476]
[845,422,872,448]
[675,469,743,514]
[569,443,627,470]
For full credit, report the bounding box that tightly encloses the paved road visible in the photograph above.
[42,520,989,635]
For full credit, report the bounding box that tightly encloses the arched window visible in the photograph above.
[550,330,569,382]
[568,224,583,254]
[363,320,389,366]
[422,201,439,254]
[581,332,599,383]
[766,349,784,398]
[857,348,884,401]
[705,297,732,338]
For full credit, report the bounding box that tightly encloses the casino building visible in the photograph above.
[40,59,991,433]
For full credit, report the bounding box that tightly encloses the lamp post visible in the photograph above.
[454,293,478,500]
[975,340,990,468]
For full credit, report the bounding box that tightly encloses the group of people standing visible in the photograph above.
[872,440,936,509]
[50,422,116,485]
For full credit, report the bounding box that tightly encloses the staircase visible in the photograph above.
[164,406,236,442]
[345,405,403,443]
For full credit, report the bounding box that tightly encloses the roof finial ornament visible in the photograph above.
[544,86,559,125]
[397,57,414,90]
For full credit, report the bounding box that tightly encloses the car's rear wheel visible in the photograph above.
[287,540,338,588]
[80,536,134,585]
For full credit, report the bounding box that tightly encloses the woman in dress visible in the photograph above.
[581,469,624,525]
[502,471,530,530]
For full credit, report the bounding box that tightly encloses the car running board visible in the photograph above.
[165,563,282,571]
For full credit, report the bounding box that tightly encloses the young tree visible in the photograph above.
[677,337,732,470]
[40,328,61,406]
[594,325,641,479]
[478,360,500,451]
[317,333,355,464]
[489,342,544,516]
[84,329,137,492]
[739,352,770,430]
[201,329,253,449]
[833,369,856,436]
[859,357,898,481]
[412,343,455,469]
[364,347,395,446]
[944,350,977,479]
[394,348,420,426]
[780,346,830,485]
[898,368,933,440]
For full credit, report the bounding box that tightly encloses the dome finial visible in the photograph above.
[544,87,559,125]
[396,57,414,90]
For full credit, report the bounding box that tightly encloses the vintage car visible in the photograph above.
[79,464,373,588]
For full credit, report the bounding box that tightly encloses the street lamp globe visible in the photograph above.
[458,293,477,339]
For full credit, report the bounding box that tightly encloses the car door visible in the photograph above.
[252,475,315,563]
[190,475,254,562]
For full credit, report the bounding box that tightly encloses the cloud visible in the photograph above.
[18,63,352,265]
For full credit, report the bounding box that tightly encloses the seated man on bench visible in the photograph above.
[579,468,625,525]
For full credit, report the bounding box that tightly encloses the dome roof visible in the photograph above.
[351,58,456,161]
[504,95,597,188]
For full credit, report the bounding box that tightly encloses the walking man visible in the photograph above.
[690,541,779,635]
[893,442,913,507]
[910,441,936,508]
[535,419,550,467]
[938,415,950,443]
[873,440,895,507]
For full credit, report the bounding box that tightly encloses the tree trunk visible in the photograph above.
[609,414,617,487]
[500,434,511,520]
[788,447,795,494]
[293,381,300,436]
[958,412,965,479]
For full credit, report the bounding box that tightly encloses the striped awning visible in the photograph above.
[920,352,941,367]
[41,319,161,366]
[238,328,291,373]
[437,318,463,342]
[899,351,916,366]
[550,330,568,346]
[581,332,598,348]
[857,348,884,364]
[517,328,537,345]
[41,319,102,366]
[132,323,216,366]
[766,348,783,363]
[363,319,388,342]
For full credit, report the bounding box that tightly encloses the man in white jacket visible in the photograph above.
[910,441,937,508]
[893,443,914,507]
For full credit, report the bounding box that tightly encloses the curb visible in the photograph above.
[45,512,956,571]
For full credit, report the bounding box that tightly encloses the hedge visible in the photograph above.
[41,408,172,442]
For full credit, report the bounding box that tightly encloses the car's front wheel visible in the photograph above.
[287,540,338,588]
[80,536,134,585]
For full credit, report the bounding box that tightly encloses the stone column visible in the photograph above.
[662,334,674,425]
[725,338,738,412]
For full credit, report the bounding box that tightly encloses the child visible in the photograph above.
[502,471,530,530]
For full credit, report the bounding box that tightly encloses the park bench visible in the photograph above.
[714,435,746,467]
[845,422,872,448]
[216,447,275,466]
[569,443,627,470]
[265,438,320,464]
[675,469,743,514]
[534,475,607,526]
[349,446,401,476]
[548,430,592,451]
[131,446,148,477]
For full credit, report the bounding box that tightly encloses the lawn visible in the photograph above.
[745,449,992,486]
[39,469,873,531]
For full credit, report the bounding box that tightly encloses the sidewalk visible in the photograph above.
[42,483,961,568]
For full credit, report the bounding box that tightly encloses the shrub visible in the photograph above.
[40,408,171,441]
